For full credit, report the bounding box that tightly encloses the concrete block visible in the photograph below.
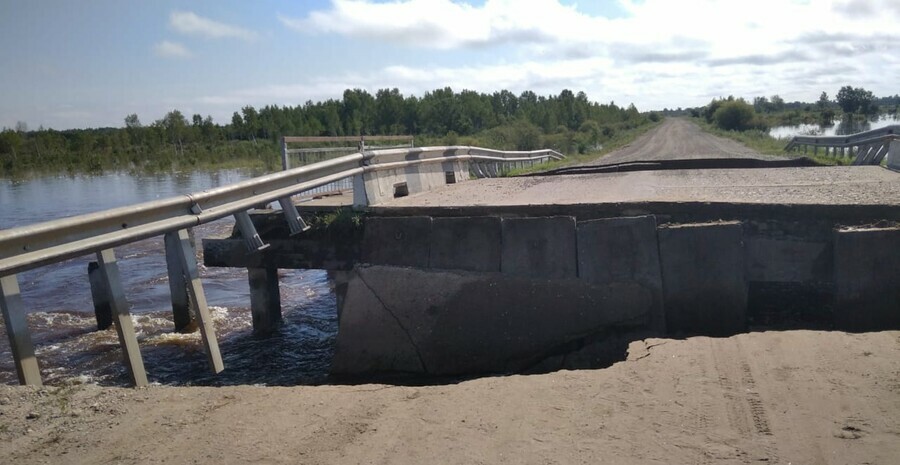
[330,267,426,375]
[331,265,653,376]
[501,216,576,279]
[833,226,900,331]
[361,216,432,267]
[745,238,830,282]
[658,222,747,336]
[430,216,501,272]
[577,216,665,332]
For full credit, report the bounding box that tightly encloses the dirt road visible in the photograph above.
[2,330,898,464]
[590,118,778,165]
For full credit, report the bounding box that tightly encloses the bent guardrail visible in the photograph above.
[785,124,899,167]
[0,145,564,387]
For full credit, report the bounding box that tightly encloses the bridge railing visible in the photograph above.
[0,145,564,387]
[784,124,900,167]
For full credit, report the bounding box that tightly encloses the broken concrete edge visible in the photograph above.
[833,223,900,332]
[369,202,900,224]
[331,264,658,377]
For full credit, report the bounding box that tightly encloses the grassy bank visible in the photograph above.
[695,119,849,166]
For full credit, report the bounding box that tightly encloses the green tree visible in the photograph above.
[836,86,875,114]
[713,100,756,131]
[769,95,785,112]
[816,92,829,111]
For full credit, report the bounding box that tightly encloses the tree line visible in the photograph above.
[697,85,897,132]
[0,88,649,176]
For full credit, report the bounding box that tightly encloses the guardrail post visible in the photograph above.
[278,197,310,235]
[96,248,149,387]
[281,137,290,171]
[164,231,194,332]
[234,211,270,252]
[1,274,42,386]
[173,229,224,374]
[889,139,900,170]
[352,173,369,209]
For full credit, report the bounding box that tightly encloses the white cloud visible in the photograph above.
[265,0,900,108]
[154,40,192,59]
[279,0,597,49]
[170,11,257,41]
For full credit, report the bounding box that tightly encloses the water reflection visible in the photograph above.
[769,114,899,139]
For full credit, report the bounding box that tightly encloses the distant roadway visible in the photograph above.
[587,117,781,165]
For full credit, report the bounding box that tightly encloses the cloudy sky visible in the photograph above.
[1,0,898,129]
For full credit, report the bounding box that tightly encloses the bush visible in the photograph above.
[648,112,661,122]
[713,100,756,131]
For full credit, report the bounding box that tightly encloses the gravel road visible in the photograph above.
[589,117,781,165]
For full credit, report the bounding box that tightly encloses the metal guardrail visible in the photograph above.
[0,145,564,387]
[785,125,899,165]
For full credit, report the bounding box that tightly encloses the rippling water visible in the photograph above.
[0,170,338,386]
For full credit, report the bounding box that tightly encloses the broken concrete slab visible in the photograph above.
[577,215,665,332]
[833,225,900,331]
[429,216,501,272]
[658,221,747,336]
[361,216,432,267]
[501,216,577,279]
[330,265,653,377]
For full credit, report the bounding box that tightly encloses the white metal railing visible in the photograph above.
[281,135,416,197]
[785,125,899,165]
[0,145,564,387]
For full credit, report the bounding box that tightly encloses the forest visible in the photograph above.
[0,88,650,176]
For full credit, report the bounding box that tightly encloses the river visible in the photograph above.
[769,114,899,139]
[0,170,338,386]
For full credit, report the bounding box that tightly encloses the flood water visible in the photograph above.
[0,170,338,386]
[769,114,899,139]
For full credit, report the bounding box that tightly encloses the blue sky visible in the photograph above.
[1,0,898,129]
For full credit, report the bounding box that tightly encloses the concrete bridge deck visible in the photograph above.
[381,118,898,211]
[379,165,900,210]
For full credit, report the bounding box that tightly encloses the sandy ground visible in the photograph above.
[2,330,898,464]
[586,118,780,165]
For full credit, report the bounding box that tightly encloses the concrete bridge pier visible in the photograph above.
[248,266,282,335]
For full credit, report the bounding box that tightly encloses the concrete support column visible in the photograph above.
[248,267,282,335]
[87,261,113,330]
[164,231,194,332]
[0,274,42,386]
